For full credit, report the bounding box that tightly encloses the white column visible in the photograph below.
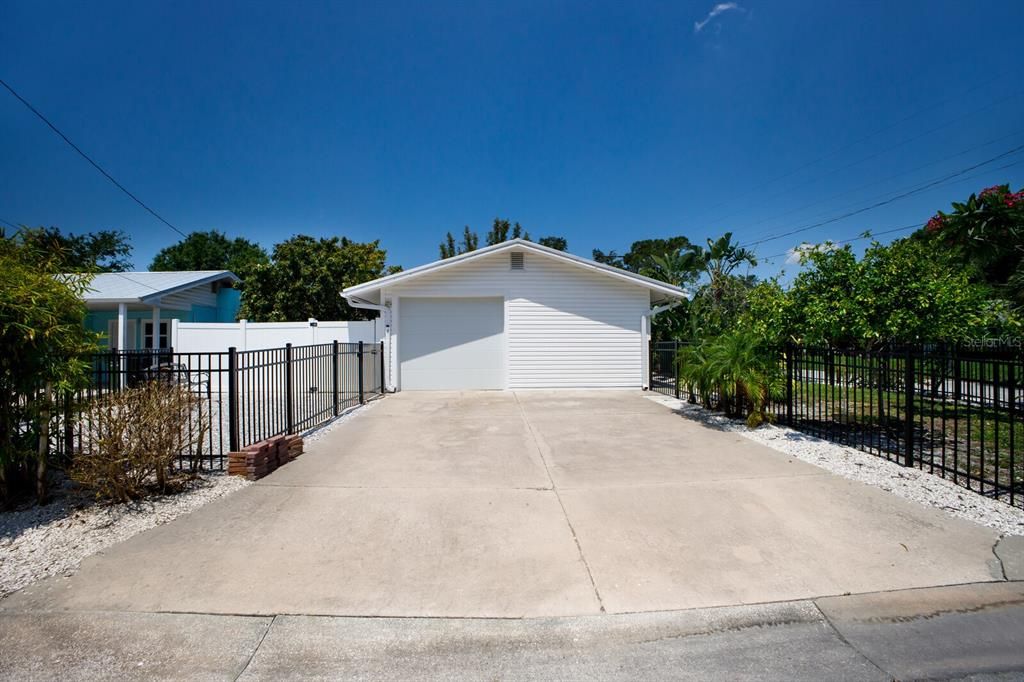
[390,297,399,392]
[640,313,650,390]
[117,302,128,351]
[151,305,161,350]
[117,302,128,388]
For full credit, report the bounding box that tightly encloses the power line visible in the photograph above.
[744,157,1023,250]
[727,128,1024,236]
[740,144,1024,248]
[0,77,188,239]
[688,84,1024,227]
[0,214,161,291]
[759,222,924,264]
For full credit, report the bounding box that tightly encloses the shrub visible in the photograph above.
[1,230,99,506]
[678,330,784,428]
[70,382,208,502]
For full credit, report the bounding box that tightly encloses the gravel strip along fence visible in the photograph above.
[0,395,379,599]
[646,393,1024,537]
[0,475,250,599]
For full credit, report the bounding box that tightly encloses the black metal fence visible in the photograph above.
[651,341,1023,509]
[55,341,386,471]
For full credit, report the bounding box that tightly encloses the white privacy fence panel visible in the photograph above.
[171,318,381,352]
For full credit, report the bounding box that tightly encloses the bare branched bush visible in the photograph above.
[71,381,209,502]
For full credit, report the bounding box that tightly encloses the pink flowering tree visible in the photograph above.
[922,184,1024,309]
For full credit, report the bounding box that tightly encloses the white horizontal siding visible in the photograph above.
[388,250,648,388]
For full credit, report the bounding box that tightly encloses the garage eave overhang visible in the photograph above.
[343,239,690,301]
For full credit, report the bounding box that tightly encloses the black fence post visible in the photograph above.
[1009,362,1017,508]
[903,346,915,467]
[648,343,654,393]
[953,344,962,402]
[358,341,365,404]
[332,340,340,417]
[785,344,794,426]
[380,341,386,394]
[670,341,679,399]
[285,343,294,434]
[228,347,239,452]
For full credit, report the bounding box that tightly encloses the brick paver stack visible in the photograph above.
[228,433,304,480]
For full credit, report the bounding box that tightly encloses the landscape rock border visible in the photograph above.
[0,396,384,601]
[0,474,251,599]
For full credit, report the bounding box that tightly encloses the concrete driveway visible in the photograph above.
[1,391,1006,619]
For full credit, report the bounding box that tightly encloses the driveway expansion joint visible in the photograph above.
[233,614,275,682]
[811,600,895,680]
[513,391,607,614]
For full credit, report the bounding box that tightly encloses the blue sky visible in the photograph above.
[2,0,1022,280]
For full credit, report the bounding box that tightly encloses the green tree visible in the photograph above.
[594,236,701,342]
[914,184,1024,309]
[738,279,793,348]
[591,248,624,268]
[19,226,133,272]
[593,236,694,274]
[537,236,568,251]
[150,230,269,277]
[439,218,557,258]
[786,238,1011,348]
[440,226,480,259]
[239,235,400,321]
[1,230,99,505]
[486,218,511,246]
[673,233,759,341]
[679,233,757,295]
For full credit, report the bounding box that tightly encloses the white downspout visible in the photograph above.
[341,293,394,392]
[641,299,685,390]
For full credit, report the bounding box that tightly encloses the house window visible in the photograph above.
[143,321,170,350]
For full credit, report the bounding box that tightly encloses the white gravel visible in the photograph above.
[0,474,251,599]
[301,394,383,445]
[0,396,380,600]
[646,393,1024,537]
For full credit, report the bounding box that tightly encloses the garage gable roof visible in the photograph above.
[343,239,689,300]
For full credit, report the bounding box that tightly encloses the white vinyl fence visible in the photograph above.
[170,318,382,353]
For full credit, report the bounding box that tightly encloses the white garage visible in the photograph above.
[342,239,687,391]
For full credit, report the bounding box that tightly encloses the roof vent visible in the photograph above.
[510,252,525,270]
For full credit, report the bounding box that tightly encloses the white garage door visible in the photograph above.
[399,297,505,390]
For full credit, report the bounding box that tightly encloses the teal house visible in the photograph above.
[81,271,240,350]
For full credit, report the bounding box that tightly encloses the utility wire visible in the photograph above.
[0,77,188,238]
[0,213,162,291]
[727,128,1024,236]
[759,222,925,264]
[687,74,1019,227]
[740,144,1024,248]
[712,89,1023,229]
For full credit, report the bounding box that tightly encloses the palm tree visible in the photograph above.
[680,232,758,296]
